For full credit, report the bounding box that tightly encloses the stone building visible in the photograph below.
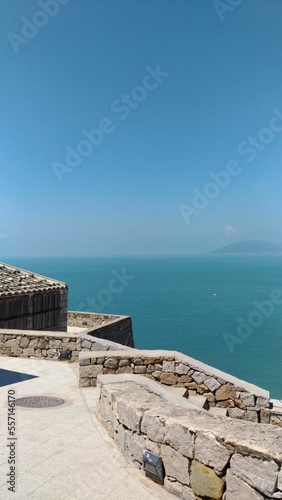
[0,262,68,331]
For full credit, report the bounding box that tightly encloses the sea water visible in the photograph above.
[4,255,282,398]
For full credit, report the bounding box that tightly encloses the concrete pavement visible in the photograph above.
[0,356,175,499]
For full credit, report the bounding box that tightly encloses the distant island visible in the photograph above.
[210,240,282,255]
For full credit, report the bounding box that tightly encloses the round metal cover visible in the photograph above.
[15,396,64,408]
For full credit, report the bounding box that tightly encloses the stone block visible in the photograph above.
[160,372,177,385]
[134,366,147,374]
[164,421,194,458]
[216,400,235,408]
[238,391,255,407]
[227,407,245,419]
[191,460,224,500]
[38,338,48,349]
[132,357,143,365]
[5,339,19,348]
[119,359,130,367]
[230,454,279,497]
[146,364,155,373]
[161,444,190,485]
[163,360,175,373]
[19,337,29,349]
[192,371,207,384]
[144,357,163,365]
[79,357,90,366]
[104,357,119,369]
[49,339,62,348]
[116,399,145,433]
[178,375,193,384]
[116,367,133,374]
[197,384,209,394]
[245,409,259,423]
[234,398,245,409]
[164,477,196,499]
[128,432,145,463]
[194,432,231,472]
[80,365,103,378]
[260,408,270,424]
[175,363,189,375]
[216,384,236,401]
[256,397,269,408]
[152,371,161,379]
[185,382,198,390]
[226,470,264,500]
[204,377,221,392]
[141,410,166,442]
[29,338,38,348]
[22,348,35,357]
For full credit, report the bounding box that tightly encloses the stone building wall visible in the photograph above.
[97,375,282,500]
[79,349,270,424]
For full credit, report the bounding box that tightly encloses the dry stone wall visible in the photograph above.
[0,313,134,360]
[79,349,270,423]
[0,330,80,359]
[97,376,282,500]
[68,312,134,347]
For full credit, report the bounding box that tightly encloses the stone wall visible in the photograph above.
[97,375,282,500]
[68,311,134,347]
[0,329,80,360]
[0,314,135,361]
[79,350,270,423]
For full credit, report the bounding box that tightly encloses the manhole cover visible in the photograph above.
[15,396,64,408]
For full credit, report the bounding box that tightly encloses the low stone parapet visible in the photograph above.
[0,329,80,360]
[97,374,282,500]
[0,313,135,361]
[79,349,270,423]
[68,311,134,347]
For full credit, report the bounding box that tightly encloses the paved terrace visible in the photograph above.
[0,357,174,500]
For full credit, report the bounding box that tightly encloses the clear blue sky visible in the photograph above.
[1,0,282,257]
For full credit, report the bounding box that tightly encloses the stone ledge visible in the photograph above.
[97,376,282,499]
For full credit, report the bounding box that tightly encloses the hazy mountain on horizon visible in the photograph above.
[210,240,282,255]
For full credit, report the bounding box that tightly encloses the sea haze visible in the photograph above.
[4,255,282,399]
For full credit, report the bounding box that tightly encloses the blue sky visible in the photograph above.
[1,0,282,257]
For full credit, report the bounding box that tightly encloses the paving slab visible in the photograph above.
[0,356,175,499]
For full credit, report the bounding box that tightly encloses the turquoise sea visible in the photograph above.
[4,256,282,398]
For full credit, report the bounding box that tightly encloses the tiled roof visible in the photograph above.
[0,262,67,297]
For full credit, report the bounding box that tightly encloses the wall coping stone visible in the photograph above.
[0,328,82,339]
[97,373,201,411]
